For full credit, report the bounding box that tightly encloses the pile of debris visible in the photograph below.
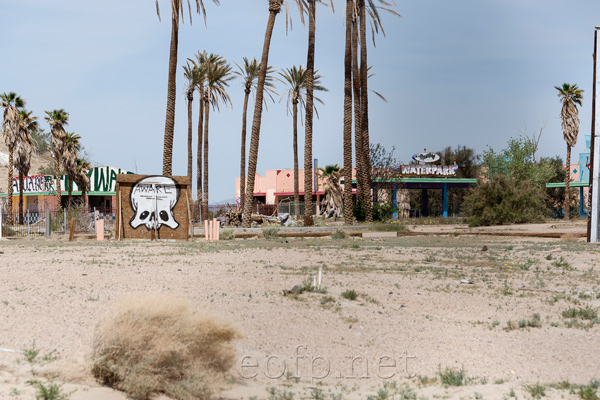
[221,204,293,227]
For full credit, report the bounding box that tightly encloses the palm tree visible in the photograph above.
[63,132,82,209]
[233,57,277,210]
[343,0,354,225]
[1,92,25,224]
[75,157,92,208]
[279,65,326,218]
[242,0,306,228]
[319,164,343,219]
[555,83,584,220]
[351,0,399,222]
[183,60,199,193]
[199,53,233,219]
[15,110,36,224]
[44,109,69,211]
[156,0,218,176]
[188,50,208,209]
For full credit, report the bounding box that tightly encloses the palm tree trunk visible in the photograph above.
[343,0,354,225]
[352,14,363,211]
[197,92,204,217]
[202,92,210,221]
[359,0,373,223]
[18,172,24,225]
[565,144,571,220]
[292,101,300,218]
[242,1,282,228]
[187,91,194,194]
[240,89,250,209]
[162,1,180,176]
[303,0,316,227]
[55,155,62,211]
[6,146,14,224]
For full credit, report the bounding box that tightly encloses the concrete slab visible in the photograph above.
[362,232,398,238]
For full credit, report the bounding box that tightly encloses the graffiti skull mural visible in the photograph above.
[130,176,180,230]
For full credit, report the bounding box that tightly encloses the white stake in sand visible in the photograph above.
[318,267,322,289]
[313,275,317,289]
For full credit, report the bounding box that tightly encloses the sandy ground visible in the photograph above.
[1,220,599,400]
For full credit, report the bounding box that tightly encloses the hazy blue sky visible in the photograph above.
[1,1,599,202]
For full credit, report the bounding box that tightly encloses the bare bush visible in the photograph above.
[91,294,239,400]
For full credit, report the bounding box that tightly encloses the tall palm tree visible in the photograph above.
[44,109,69,211]
[200,53,233,219]
[63,132,82,209]
[279,65,326,218]
[75,157,92,208]
[343,0,354,225]
[242,0,306,228]
[156,0,218,176]
[183,60,199,192]
[555,83,584,220]
[188,50,208,209]
[351,0,398,222]
[233,57,277,209]
[15,110,36,224]
[1,92,25,224]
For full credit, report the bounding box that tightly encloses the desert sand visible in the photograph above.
[1,221,599,399]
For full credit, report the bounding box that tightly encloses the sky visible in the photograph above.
[1,0,600,203]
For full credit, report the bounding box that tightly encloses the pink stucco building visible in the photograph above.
[235,168,357,207]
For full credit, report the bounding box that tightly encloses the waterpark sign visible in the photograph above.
[396,164,459,176]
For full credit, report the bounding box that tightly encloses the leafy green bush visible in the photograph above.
[462,175,546,226]
[372,202,395,221]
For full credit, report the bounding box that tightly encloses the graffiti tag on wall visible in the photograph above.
[8,166,133,194]
[129,176,180,231]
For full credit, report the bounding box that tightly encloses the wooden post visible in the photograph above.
[69,217,76,241]
[213,218,218,241]
[186,192,192,241]
[118,191,123,241]
[205,220,209,240]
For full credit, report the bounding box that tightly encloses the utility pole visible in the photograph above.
[589,27,599,242]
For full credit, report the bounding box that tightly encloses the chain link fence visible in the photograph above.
[0,206,114,238]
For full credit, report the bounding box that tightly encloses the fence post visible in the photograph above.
[93,207,97,232]
[27,210,30,236]
[64,209,67,235]
[46,209,51,236]
[0,208,3,239]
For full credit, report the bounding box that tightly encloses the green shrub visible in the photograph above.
[462,175,546,226]
[438,366,465,386]
[220,230,235,240]
[331,229,347,239]
[373,202,395,221]
[341,290,358,301]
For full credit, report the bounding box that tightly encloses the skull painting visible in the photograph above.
[130,176,180,230]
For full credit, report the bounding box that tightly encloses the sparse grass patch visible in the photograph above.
[92,294,239,400]
[23,340,40,363]
[220,230,235,240]
[341,290,358,301]
[438,366,466,387]
[262,226,280,240]
[26,379,75,400]
[526,383,546,399]
[552,256,572,270]
[371,223,407,232]
[331,229,347,239]
[506,313,542,330]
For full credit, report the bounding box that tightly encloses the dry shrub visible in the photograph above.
[91,294,239,400]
